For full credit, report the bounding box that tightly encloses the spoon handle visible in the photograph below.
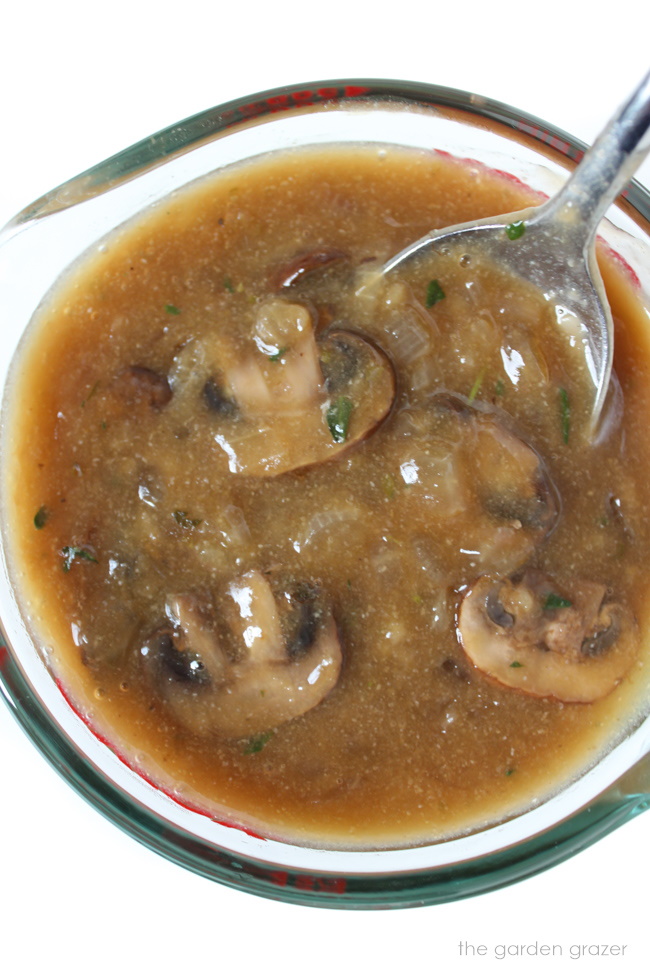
[542,69,650,238]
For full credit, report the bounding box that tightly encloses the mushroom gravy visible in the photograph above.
[4,145,650,847]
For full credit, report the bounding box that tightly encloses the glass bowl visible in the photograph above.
[1,79,650,910]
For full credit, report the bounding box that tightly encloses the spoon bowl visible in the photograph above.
[384,70,650,433]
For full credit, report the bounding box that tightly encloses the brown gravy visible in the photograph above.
[5,145,650,847]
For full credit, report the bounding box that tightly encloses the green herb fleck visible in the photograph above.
[81,380,100,407]
[268,346,288,362]
[172,509,203,529]
[509,660,524,668]
[599,515,610,527]
[223,277,235,294]
[544,592,573,610]
[559,387,570,444]
[34,506,49,530]
[505,220,526,240]
[243,731,273,755]
[505,768,516,776]
[468,369,485,403]
[425,279,446,307]
[61,546,98,572]
[326,396,354,443]
[495,378,505,396]
[165,303,181,315]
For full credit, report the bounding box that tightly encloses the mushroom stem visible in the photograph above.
[169,298,396,477]
[141,571,342,737]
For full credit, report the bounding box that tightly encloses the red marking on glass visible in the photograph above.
[549,135,570,155]
[514,120,585,163]
[266,95,291,112]
[217,86,371,134]
[49,676,351,891]
[292,89,316,105]
[518,120,543,141]
[239,101,267,120]
[598,238,642,289]
[293,874,347,894]
[268,870,289,887]
[432,148,548,202]
[52,676,266,838]
[316,877,347,894]
[0,644,7,667]
[492,167,544,194]
[295,874,316,890]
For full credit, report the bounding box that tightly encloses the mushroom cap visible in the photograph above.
[222,326,395,476]
[140,572,343,737]
[269,248,348,290]
[171,299,395,477]
[391,394,559,574]
[457,571,638,702]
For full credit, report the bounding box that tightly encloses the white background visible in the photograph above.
[2,3,649,973]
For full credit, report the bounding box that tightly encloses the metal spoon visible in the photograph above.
[384,71,650,433]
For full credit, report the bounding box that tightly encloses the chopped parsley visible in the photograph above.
[505,768,516,776]
[326,396,354,443]
[509,660,524,668]
[172,509,202,529]
[223,277,235,294]
[544,592,572,610]
[34,506,49,530]
[425,279,446,307]
[81,380,99,407]
[268,346,288,362]
[495,378,505,397]
[559,387,571,444]
[61,546,98,572]
[165,303,181,315]
[468,370,485,403]
[243,731,273,754]
[381,472,396,500]
[505,220,526,240]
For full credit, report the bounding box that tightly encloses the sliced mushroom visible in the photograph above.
[457,570,638,702]
[96,365,173,424]
[203,377,237,417]
[392,394,559,573]
[197,299,395,476]
[115,365,172,410]
[270,248,348,290]
[140,570,342,737]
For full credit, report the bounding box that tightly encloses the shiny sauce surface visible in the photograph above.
[6,146,650,846]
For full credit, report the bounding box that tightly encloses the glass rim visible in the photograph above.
[9,77,649,232]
